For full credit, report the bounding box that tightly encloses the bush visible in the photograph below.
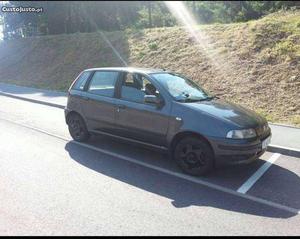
[148,42,158,50]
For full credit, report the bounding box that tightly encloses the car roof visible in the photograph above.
[83,67,168,75]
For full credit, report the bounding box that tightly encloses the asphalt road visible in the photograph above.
[0,95,300,236]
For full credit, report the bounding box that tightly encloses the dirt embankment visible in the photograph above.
[0,10,299,126]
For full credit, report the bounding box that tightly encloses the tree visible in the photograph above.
[148,1,152,28]
[1,1,299,40]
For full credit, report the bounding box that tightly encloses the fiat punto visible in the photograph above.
[65,67,271,176]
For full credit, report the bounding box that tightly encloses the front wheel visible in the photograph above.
[67,113,90,142]
[174,137,214,176]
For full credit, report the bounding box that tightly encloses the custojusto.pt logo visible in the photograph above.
[1,6,43,13]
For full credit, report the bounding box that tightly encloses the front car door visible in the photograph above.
[114,72,171,147]
[81,70,120,133]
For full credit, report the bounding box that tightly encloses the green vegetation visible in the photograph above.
[248,11,300,63]
[292,116,300,126]
[0,1,299,40]
[148,42,158,51]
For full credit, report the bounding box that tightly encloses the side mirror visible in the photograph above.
[144,95,163,106]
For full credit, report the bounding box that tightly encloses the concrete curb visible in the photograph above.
[0,82,67,96]
[0,90,299,158]
[0,92,65,109]
[268,144,300,158]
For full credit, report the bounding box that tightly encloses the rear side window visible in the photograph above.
[72,71,91,90]
[88,71,119,97]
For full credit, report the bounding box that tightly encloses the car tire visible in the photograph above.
[67,113,90,142]
[174,136,214,176]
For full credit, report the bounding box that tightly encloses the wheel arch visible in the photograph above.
[170,131,215,160]
[66,110,85,125]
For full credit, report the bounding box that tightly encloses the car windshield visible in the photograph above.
[151,72,212,102]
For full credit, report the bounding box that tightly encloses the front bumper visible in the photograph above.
[209,133,271,166]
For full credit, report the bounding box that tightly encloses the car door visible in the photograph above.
[81,70,120,133]
[114,72,171,147]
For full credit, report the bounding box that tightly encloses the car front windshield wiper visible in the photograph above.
[176,95,219,103]
[176,96,206,102]
[204,95,219,101]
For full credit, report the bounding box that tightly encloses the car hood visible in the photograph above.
[185,99,267,128]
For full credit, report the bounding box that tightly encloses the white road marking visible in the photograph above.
[0,117,299,215]
[237,153,281,194]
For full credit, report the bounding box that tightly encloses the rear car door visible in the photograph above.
[114,72,171,147]
[81,70,120,133]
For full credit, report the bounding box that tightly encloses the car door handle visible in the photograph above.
[117,104,126,109]
[117,104,126,112]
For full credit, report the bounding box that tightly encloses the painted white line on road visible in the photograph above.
[0,117,299,215]
[237,153,281,194]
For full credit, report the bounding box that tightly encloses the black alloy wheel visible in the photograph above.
[68,113,90,142]
[174,137,214,176]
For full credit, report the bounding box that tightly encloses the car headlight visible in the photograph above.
[226,128,257,139]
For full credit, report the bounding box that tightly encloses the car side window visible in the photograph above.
[121,73,159,104]
[88,71,119,97]
[72,71,91,91]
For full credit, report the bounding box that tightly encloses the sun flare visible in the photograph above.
[164,1,235,82]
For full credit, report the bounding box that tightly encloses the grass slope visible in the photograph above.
[0,10,299,126]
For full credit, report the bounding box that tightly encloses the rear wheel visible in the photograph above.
[174,136,214,176]
[67,113,90,142]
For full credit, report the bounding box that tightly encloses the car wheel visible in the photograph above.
[67,113,90,142]
[174,136,214,176]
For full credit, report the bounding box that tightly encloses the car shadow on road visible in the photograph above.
[64,140,300,219]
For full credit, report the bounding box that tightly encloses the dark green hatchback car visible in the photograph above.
[65,67,271,176]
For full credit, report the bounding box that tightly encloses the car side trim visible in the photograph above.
[90,129,168,151]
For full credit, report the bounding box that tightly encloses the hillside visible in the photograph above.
[0,10,299,126]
